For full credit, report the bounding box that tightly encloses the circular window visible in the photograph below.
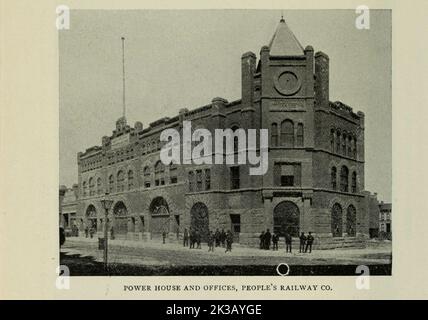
[274,71,301,96]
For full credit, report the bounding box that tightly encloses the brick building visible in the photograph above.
[59,184,78,231]
[72,18,370,248]
[379,202,392,234]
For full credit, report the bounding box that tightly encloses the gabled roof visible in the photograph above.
[269,18,304,56]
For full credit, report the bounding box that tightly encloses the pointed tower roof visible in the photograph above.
[268,17,304,56]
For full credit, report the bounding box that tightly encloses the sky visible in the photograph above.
[59,9,391,202]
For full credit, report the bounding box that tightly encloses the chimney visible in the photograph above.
[315,51,329,108]
[241,51,256,108]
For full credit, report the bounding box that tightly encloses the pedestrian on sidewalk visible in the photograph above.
[215,228,221,247]
[189,229,195,249]
[259,231,265,250]
[110,226,115,240]
[299,232,307,253]
[285,231,292,253]
[305,232,314,253]
[183,228,189,247]
[264,229,272,250]
[220,229,226,248]
[272,233,279,250]
[208,231,215,252]
[225,230,233,253]
[196,231,201,249]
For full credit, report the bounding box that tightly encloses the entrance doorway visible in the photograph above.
[273,201,300,237]
[331,203,343,237]
[190,202,209,242]
[113,201,128,237]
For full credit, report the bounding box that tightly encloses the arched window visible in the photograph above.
[296,123,304,147]
[331,167,337,190]
[340,166,349,192]
[154,161,165,186]
[281,120,294,147]
[82,181,87,196]
[230,126,240,154]
[330,129,335,152]
[108,175,114,193]
[346,205,357,236]
[353,137,357,158]
[143,166,151,188]
[97,177,102,195]
[128,170,134,190]
[336,131,341,153]
[331,203,343,237]
[271,123,278,146]
[342,133,347,155]
[117,170,125,192]
[348,136,352,156]
[89,177,95,196]
[351,172,357,193]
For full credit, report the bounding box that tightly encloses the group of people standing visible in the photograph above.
[183,228,234,253]
[259,229,315,253]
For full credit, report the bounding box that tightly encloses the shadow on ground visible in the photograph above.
[60,252,391,276]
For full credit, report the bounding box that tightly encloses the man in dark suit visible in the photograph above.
[215,228,221,247]
[264,229,272,250]
[299,232,306,253]
[183,228,189,247]
[305,232,314,253]
[272,233,279,250]
[259,231,265,250]
[285,232,292,253]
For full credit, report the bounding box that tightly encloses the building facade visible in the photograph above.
[72,19,370,248]
[59,184,78,232]
[379,202,392,235]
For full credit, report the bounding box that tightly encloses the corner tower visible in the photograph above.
[259,18,316,234]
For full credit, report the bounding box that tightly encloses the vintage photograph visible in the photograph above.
[59,9,392,276]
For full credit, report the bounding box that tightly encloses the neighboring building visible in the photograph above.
[59,185,78,231]
[379,202,392,234]
[72,18,370,248]
[365,191,381,238]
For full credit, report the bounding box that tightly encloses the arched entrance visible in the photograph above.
[190,202,209,242]
[113,201,128,237]
[346,205,357,236]
[86,205,97,230]
[331,203,343,237]
[273,201,300,237]
[150,197,171,236]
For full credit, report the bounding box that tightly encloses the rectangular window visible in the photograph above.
[230,214,241,233]
[281,175,294,187]
[188,172,194,192]
[296,123,304,147]
[196,170,203,191]
[230,166,240,190]
[205,169,211,190]
[155,179,159,186]
[145,182,151,188]
[275,163,301,187]
[170,176,177,184]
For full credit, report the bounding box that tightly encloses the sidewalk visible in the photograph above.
[64,235,392,260]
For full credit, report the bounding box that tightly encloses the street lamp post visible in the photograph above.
[100,193,114,271]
